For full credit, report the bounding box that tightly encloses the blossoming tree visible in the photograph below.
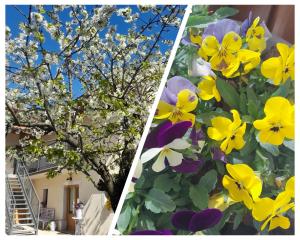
[5,5,184,211]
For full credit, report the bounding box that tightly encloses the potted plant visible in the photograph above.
[74,201,84,219]
[46,221,56,231]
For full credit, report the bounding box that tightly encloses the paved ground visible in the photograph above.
[38,229,72,235]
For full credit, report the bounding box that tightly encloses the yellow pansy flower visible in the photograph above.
[201,32,260,78]
[221,49,261,78]
[246,17,266,52]
[155,89,198,125]
[189,31,208,60]
[202,31,242,74]
[253,96,294,145]
[207,110,246,154]
[198,75,221,102]
[222,163,262,209]
[208,193,236,211]
[285,176,295,199]
[261,43,294,85]
[252,185,294,231]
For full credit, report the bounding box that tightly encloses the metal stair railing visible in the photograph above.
[16,160,40,234]
[5,176,16,235]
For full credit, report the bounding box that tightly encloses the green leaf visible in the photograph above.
[145,188,176,213]
[240,132,258,156]
[117,203,132,233]
[216,78,240,109]
[233,212,243,230]
[216,161,225,175]
[199,169,218,192]
[189,185,208,210]
[283,140,294,151]
[272,79,291,97]
[256,135,279,156]
[239,92,247,114]
[213,7,239,19]
[260,143,279,156]
[153,174,176,192]
[246,88,260,118]
[186,15,216,27]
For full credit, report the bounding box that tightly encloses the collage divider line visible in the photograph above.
[108,4,192,235]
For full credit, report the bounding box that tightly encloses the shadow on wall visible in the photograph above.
[82,193,114,235]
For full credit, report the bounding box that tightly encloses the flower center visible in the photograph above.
[270,126,281,132]
[171,108,183,119]
[161,147,170,154]
[235,181,243,190]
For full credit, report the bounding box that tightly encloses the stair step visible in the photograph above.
[13,223,35,226]
[11,203,28,206]
[13,212,31,215]
[12,207,30,210]
[14,217,33,221]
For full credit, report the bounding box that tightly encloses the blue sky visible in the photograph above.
[6,5,185,98]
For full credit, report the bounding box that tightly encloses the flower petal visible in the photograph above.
[158,121,192,147]
[202,35,220,56]
[208,117,231,141]
[165,149,183,167]
[171,210,195,230]
[203,19,240,43]
[152,151,166,172]
[131,230,173,235]
[166,138,191,150]
[188,208,223,232]
[261,57,282,85]
[144,121,172,148]
[166,76,198,97]
[155,101,174,119]
[264,96,292,117]
[252,197,274,221]
[222,32,242,53]
[269,215,290,231]
[285,176,295,198]
[176,89,198,113]
[172,158,203,173]
[140,147,163,164]
[189,126,205,146]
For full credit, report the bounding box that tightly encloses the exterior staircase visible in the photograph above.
[6,160,40,235]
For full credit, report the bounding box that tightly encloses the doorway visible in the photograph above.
[65,185,79,233]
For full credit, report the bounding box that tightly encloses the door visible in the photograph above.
[66,185,79,233]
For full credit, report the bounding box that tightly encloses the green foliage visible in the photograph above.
[216,78,240,110]
[144,188,176,213]
[187,6,239,27]
[189,184,208,210]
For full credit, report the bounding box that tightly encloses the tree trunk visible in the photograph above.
[96,149,134,212]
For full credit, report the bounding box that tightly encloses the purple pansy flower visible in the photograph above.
[212,147,226,163]
[190,126,205,146]
[144,121,192,149]
[160,76,198,105]
[131,229,173,235]
[241,11,253,37]
[172,158,203,173]
[141,121,192,172]
[202,19,240,43]
[241,12,272,39]
[171,209,223,232]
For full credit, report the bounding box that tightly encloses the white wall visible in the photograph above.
[31,170,100,231]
